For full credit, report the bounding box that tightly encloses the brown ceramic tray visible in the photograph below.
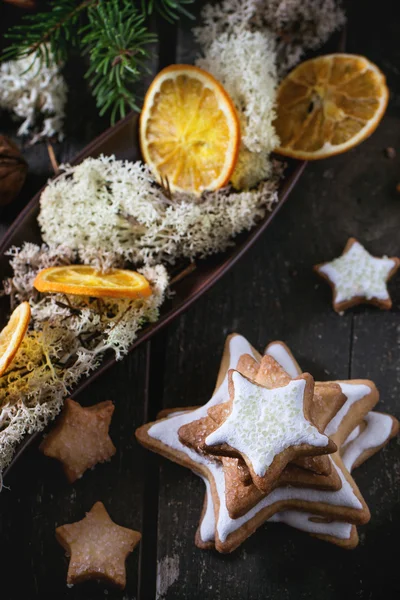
[0,111,306,477]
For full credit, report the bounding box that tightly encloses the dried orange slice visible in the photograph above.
[34,266,152,300]
[274,54,388,160]
[140,64,240,195]
[0,302,31,376]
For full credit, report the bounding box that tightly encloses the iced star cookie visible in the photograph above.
[135,334,396,553]
[203,366,335,493]
[165,394,371,552]
[206,353,345,478]
[216,377,378,519]
[314,238,400,312]
[178,354,347,511]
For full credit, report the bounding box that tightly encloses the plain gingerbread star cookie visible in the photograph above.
[56,501,141,589]
[314,238,400,313]
[40,398,116,482]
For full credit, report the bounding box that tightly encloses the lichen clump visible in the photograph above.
[0,49,67,143]
[38,155,280,265]
[196,0,346,74]
[0,243,168,471]
[196,28,279,190]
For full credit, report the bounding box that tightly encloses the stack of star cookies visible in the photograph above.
[136,334,398,553]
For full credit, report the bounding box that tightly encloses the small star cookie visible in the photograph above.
[314,238,400,313]
[56,501,141,589]
[203,362,336,493]
[40,398,116,482]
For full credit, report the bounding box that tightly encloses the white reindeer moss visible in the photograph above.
[38,156,280,264]
[196,27,279,190]
[0,243,168,471]
[0,50,67,143]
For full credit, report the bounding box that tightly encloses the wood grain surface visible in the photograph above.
[0,1,399,599]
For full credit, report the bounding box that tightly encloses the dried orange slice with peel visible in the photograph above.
[34,266,152,300]
[274,54,388,160]
[0,301,31,376]
[140,64,240,195]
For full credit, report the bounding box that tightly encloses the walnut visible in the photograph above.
[0,135,28,206]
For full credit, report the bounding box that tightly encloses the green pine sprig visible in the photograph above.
[2,0,92,65]
[82,1,157,122]
[1,0,195,125]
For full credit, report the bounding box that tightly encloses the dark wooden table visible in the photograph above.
[0,1,399,598]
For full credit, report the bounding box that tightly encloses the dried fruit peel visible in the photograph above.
[0,302,30,376]
[274,54,388,160]
[34,265,152,299]
[140,64,240,195]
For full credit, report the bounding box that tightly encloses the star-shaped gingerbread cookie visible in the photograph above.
[40,398,116,482]
[314,237,400,312]
[56,501,141,588]
[203,365,335,493]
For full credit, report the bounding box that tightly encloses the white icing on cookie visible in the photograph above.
[199,411,395,545]
[166,410,191,418]
[205,373,328,477]
[341,425,361,449]
[325,382,371,437]
[265,342,301,378]
[149,334,256,467]
[341,412,393,472]
[199,476,215,543]
[319,241,395,304]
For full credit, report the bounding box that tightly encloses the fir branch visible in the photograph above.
[2,0,94,65]
[1,0,194,125]
[81,0,156,123]
[142,0,195,22]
